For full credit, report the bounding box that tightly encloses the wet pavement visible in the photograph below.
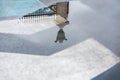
[0,0,120,80]
[0,1,120,56]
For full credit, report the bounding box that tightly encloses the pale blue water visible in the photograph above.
[0,0,46,17]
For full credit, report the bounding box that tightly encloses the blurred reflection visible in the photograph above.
[52,1,69,43]
[20,1,69,24]
[55,21,69,43]
[55,29,67,43]
[49,1,69,19]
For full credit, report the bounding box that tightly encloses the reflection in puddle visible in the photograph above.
[55,28,68,43]
[0,0,119,57]
[51,1,69,43]
[20,1,70,43]
[55,21,69,43]
[49,1,69,20]
[20,1,69,23]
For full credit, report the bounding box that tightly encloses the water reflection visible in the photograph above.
[55,21,69,43]
[20,1,70,43]
[49,1,69,19]
[51,1,69,43]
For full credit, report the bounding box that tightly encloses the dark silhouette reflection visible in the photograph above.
[55,21,69,43]
[55,28,67,43]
